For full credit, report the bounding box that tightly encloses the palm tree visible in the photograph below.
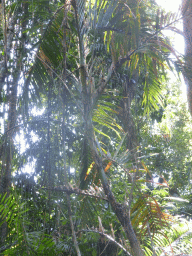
[0,0,184,255]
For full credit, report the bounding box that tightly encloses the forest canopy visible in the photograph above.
[0,0,192,255]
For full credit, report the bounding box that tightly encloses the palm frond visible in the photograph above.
[131,194,172,237]
[97,0,119,28]
[0,192,30,254]
[93,102,124,140]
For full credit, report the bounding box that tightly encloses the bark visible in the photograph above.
[89,138,144,256]
[0,2,17,86]
[0,0,21,245]
[80,49,144,256]
[81,60,144,255]
[77,1,143,252]
[182,0,192,114]
[0,0,28,194]
[121,78,137,152]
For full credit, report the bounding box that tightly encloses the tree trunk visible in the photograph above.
[122,78,137,152]
[182,0,192,114]
[90,138,144,256]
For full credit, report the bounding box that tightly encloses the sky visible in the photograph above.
[155,0,187,100]
[155,0,183,53]
[156,0,181,13]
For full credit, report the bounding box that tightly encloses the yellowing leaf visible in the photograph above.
[84,162,95,181]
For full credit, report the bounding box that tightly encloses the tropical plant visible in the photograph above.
[0,0,190,255]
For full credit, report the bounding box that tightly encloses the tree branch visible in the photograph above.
[43,186,108,201]
[78,229,132,256]
[93,62,115,102]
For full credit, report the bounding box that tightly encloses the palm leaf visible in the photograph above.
[93,102,124,140]
[131,194,172,237]
[97,0,119,28]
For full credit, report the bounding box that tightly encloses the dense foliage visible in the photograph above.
[0,0,192,255]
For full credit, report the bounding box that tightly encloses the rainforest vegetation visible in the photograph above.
[0,0,192,255]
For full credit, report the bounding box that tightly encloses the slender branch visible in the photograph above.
[93,62,115,102]
[77,229,132,256]
[87,135,144,255]
[42,186,108,201]
[66,193,82,256]
[35,54,84,115]
[99,240,110,256]
[2,118,63,136]
[61,7,81,254]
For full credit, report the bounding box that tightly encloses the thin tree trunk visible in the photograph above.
[0,0,25,245]
[182,0,192,114]
[88,135,144,256]
[74,0,143,251]
[0,0,17,85]
[79,39,144,256]
[121,78,137,152]
[61,4,81,254]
